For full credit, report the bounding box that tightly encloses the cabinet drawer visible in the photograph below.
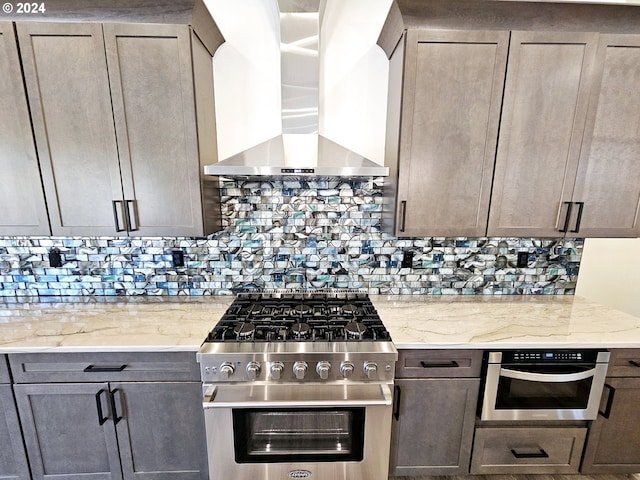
[470,427,586,474]
[0,355,9,383]
[9,351,200,383]
[396,350,482,378]
[607,349,640,377]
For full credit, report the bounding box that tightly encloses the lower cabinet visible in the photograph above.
[389,350,482,476]
[581,349,640,473]
[0,356,30,480]
[10,352,208,480]
[471,427,586,474]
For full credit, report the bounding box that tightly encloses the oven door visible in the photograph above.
[203,383,393,480]
[481,362,608,421]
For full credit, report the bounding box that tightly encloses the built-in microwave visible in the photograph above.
[480,349,610,421]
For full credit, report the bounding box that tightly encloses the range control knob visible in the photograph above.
[316,361,331,380]
[270,361,285,380]
[246,361,261,381]
[219,362,235,380]
[293,361,308,380]
[363,361,378,380]
[340,361,355,379]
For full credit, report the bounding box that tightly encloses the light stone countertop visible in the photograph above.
[374,295,640,349]
[0,295,639,352]
[0,296,234,353]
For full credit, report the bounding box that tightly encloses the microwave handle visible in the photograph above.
[499,367,597,383]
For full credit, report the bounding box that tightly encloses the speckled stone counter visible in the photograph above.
[0,295,638,352]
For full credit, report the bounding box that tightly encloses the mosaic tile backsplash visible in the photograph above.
[0,178,582,296]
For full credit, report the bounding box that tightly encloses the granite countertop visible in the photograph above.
[0,295,639,352]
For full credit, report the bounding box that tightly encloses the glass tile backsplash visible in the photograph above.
[0,178,582,296]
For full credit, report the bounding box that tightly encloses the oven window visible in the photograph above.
[232,407,365,463]
[496,366,593,410]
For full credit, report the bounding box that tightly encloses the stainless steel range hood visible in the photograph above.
[204,1,388,178]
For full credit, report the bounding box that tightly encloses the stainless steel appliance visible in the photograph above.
[481,349,610,421]
[203,3,389,179]
[197,291,397,480]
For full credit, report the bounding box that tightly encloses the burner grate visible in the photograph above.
[205,292,390,343]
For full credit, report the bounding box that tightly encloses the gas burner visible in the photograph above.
[293,304,311,315]
[341,304,358,314]
[234,322,255,339]
[345,321,367,339]
[291,322,311,337]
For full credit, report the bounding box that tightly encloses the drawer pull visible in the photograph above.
[420,360,459,368]
[95,389,109,425]
[559,201,573,233]
[84,365,128,373]
[570,201,585,233]
[510,448,549,459]
[599,383,616,419]
[628,360,640,368]
[393,385,402,421]
[110,388,123,424]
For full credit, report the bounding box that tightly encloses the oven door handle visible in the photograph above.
[499,367,597,383]
[203,383,394,409]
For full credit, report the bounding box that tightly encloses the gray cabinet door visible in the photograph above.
[488,31,598,237]
[571,34,640,237]
[0,385,30,480]
[395,30,508,237]
[0,22,50,235]
[581,376,640,473]
[17,22,125,236]
[390,377,479,476]
[103,23,205,237]
[14,383,122,480]
[113,382,207,480]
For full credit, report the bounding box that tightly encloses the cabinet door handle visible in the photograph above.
[559,201,572,233]
[510,448,549,459]
[95,389,109,426]
[125,200,138,232]
[112,201,126,232]
[399,200,407,233]
[599,383,616,419]
[628,360,640,368]
[393,385,402,421]
[420,360,459,368]
[84,364,127,373]
[570,201,584,233]
[110,388,124,424]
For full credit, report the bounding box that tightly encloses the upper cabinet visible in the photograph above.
[487,31,598,237]
[0,0,224,237]
[571,34,640,237]
[18,20,222,236]
[380,0,640,238]
[18,22,123,237]
[0,22,50,235]
[387,29,508,237]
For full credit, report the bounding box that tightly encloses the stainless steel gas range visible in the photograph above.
[197,291,397,480]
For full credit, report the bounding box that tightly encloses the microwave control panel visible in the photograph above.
[496,349,603,363]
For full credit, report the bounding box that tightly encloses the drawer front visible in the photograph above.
[396,350,482,378]
[607,349,640,377]
[9,351,200,383]
[470,427,586,474]
[0,355,9,383]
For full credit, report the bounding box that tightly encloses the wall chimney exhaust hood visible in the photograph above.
[204,0,389,178]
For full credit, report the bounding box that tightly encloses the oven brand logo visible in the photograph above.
[288,470,312,479]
